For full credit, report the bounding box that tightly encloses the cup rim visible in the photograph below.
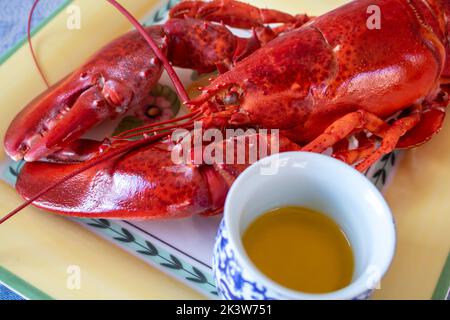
[223,151,396,299]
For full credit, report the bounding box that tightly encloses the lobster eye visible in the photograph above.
[223,92,239,105]
[146,105,161,118]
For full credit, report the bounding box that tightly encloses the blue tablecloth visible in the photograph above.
[0,0,64,300]
[0,283,24,300]
[0,0,65,56]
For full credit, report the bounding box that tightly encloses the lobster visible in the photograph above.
[2,0,450,221]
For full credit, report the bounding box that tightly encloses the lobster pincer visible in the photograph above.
[5,26,168,162]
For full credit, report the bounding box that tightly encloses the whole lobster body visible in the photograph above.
[3,0,450,219]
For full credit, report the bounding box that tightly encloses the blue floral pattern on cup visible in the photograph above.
[213,220,279,300]
[213,220,374,300]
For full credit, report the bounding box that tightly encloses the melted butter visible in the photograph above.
[242,206,354,294]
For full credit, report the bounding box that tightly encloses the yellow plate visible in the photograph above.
[0,0,448,299]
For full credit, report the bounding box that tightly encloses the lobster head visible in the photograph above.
[189,24,335,145]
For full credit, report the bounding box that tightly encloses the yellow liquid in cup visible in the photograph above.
[242,206,354,294]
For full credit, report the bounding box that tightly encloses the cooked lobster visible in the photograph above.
[2,0,450,220]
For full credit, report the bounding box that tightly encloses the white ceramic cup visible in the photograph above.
[212,151,396,300]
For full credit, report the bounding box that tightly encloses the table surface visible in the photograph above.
[0,0,448,300]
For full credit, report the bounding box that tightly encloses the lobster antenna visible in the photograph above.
[116,114,204,140]
[106,0,190,104]
[114,109,203,138]
[28,0,50,87]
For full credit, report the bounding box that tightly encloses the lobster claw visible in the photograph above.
[5,76,128,162]
[4,26,167,162]
[5,75,88,161]
[15,139,221,219]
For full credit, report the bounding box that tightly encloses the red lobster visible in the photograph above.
[2,0,450,220]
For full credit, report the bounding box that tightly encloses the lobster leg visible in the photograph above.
[355,112,421,171]
[168,0,312,68]
[302,108,422,172]
[302,110,390,154]
[271,15,313,35]
[164,18,248,73]
[333,143,377,166]
[169,0,299,29]
[332,135,377,166]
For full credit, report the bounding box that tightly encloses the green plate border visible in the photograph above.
[0,266,52,300]
[0,0,72,66]
[432,252,450,300]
